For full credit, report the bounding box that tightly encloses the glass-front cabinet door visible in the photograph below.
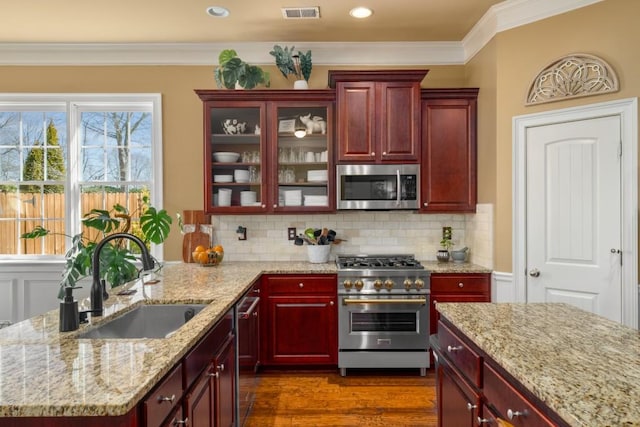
[205,102,266,213]
[270,102,333,212]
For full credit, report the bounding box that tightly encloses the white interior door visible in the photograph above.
[526,116,622,322]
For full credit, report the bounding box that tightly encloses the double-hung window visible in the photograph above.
[0,94,163,261]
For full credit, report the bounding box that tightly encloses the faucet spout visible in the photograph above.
[90,233,155,316]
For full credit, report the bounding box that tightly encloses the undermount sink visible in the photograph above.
[77,303,208,339]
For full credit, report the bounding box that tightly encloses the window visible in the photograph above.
[0,94,162,260]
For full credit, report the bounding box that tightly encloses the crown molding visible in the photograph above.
[463,0,603,61]
[0,0,603,66]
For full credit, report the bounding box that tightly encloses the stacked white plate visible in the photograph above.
[214,175,233,183]
[303,195,328,206]
[284,190,302,206]
[240,191,257,206]
[307,170,328,182]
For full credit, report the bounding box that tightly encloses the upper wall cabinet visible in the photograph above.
[420,88,479,213]
[329,70,427,164]
[196,90,335,214]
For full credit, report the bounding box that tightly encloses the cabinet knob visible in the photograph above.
[173,417,189,426]
[467,403,477,411]
[261,204,266,208]
[273,204,277,208]
[217,363,225,372]
[477,416,493,425]
[423,202,428,207]
[433,299,438,305]
[458,282,464,288]
[382,151,387,155]
[507,409,526,420]
[157,394,175,404]
[371,151,375,156]
[447,345,463,352]
[329,301,334,306]
[207,371,219,378]
[299,282,304,288]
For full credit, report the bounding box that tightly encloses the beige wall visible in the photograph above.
[468,0,640,271]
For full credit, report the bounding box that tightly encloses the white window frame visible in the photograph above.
[0,93,164,263]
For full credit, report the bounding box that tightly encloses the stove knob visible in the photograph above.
[354,279,364,290]
[384,279,395,290]
[343,280,353,289]
[373,279,383,290]
[414,278,425,289]
[403,279,413,290]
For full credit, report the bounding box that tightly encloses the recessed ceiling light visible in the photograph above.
[206,6,230,18]
[349,7,373,19]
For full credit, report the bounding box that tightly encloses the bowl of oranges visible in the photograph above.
[192,245,224,267]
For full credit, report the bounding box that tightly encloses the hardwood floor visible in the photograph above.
[244,369,438,427]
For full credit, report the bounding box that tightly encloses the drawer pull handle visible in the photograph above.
[477,416,493,425]
[157,394,175,404]
[507,409,527,419]
[447,345,463,352]
[458,282,464,288]
[299,283,304,288]
[467,403,477,411]
[173,417,189,426]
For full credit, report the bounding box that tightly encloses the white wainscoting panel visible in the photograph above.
[493,271,515,302]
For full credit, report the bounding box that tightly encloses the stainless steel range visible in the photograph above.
[336,254,431,376]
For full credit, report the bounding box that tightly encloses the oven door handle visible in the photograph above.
[342,297,427,305]
[396,169,401,206]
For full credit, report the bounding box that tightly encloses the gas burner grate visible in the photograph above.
[337,254,424,270]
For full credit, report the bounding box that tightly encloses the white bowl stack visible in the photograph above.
[213,175,233,183]
[303,195,328,206]
[234,169,250,182]
[284,190,302,206]
[307,170,328,182]
[213,152,240,163]
[240,191,257,206]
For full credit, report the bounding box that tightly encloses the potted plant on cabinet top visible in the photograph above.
[269,45,312,89]
[215,49,270,89]
[437,226,453,262]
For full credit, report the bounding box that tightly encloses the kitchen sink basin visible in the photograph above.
[77,303,208,339]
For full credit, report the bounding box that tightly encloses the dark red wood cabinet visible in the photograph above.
[429,272,491,338]
[329,70,426,163]
[261,274,337,366]
[421,88,479,212]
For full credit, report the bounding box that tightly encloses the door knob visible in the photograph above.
[529,268,540,277]
[611,248,621,254]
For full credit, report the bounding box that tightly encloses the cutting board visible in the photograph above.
[181,210,212,263]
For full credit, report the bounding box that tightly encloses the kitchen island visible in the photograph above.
[434,303,640,426]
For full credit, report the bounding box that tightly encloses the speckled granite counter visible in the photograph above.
[0,260,488,419]
[437,303,640,427]
[0,261,336,418]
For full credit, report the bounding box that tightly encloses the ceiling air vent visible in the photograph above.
[281,7,320,19]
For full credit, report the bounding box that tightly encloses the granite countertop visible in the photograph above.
[437,303,640,427]
[0,260,488,418]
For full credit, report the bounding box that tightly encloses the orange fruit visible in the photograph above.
[194,245,206,253]
[196,252,209,264]
[213,245,224,253]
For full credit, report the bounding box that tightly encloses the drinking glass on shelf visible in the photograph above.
[252,151,260,164]
[242,151,251,163]
[285,167,295,183]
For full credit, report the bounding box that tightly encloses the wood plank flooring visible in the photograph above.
[244,369,438,426]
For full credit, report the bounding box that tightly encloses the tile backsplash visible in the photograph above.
[211,204,494,268]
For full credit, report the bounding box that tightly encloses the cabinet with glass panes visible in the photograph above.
[196,90,335,214]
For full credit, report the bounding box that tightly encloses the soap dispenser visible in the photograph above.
[59,286,81,332]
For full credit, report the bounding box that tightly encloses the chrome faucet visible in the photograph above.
[91,233,155,316]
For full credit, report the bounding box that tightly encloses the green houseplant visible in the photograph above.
[22,194,173,295]
[214,49,270,89]
[269,45,312,87]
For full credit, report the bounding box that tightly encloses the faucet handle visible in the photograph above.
[79,309,102,323]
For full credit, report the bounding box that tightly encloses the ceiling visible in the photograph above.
[2,0,504,44]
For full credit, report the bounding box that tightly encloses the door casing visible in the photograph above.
[513,97,638,328]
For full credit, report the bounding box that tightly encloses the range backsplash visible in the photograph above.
[211,204,493,269]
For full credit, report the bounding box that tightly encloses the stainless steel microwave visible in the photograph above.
[336,164,420,210]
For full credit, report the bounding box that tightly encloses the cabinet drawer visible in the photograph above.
[265,275,336,295]
[143,362,183,426]
[438,320,482,387]
[431,274,490,294]
[483,363,556,427]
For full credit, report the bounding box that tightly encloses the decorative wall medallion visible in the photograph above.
[526,53,619,105]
